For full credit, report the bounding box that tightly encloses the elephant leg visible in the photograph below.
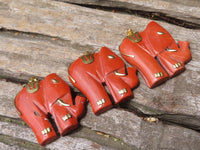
[75,74,113,115]
[50,102,78,136]
[17,100,58,146]
[121,43,168,88]
[105,73,133,104]
[157,51,185,77]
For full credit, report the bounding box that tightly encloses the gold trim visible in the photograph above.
[97,99,105,106]
[118,88,127,95]
[120,52,135,58]
[69,75,76,83]
[51,79,59,83]
[108,55,115,59]
[173,62,182,69]
[114,71,126,76]
[157,31,164,35]
[81,53,94,64]
[62,114,72,121]
[126,29,134,37]
[41,127,51,135]
[166,48,177,52]
[154,72,164,78]
[57,99,71,107]
[25,77,39,93]
[126,29,142,43]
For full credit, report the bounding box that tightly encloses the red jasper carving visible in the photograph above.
[120,21,191,88]
[68,47,139,115]
[15,73,86,146]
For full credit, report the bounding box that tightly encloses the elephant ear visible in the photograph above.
[43,73,73,107]
[99,46,126,76]
[140,21,175,55]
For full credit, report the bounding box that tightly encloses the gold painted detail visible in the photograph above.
[173,63,182,69]
[62,114,72,121]
[165,48,177,52]
[52,79,59,83]
[126,29,142,43]
[154,72,164,78]
[108,55,115,59]
[57,99,71,107]
[69,75,76,83]
[157,31,164,35]
[25,77,39,93]
[81,53,94,64]
[120,52,135,58]
[118,88,127,95]
[41,127,51,135]
[114,71,126,76]
[97,99,105,106]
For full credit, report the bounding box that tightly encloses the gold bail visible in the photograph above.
[25,76,39,93]
[126,29,133,37]
[81,51,95,64]
[28,77,38,83]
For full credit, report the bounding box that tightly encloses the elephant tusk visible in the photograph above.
[120,52,135,58]
[166,48,177,52]
[114,71,126,76]
[57,99,71,107]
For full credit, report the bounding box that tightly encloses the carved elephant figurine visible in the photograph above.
[68,47,139,115]
[15,73,86,145]
[120,21,191,88]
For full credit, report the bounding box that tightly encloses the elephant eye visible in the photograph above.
[157,31,164,35]
[51,79,59,83]
[108,55,115,59]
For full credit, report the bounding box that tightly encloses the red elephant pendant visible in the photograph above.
[15,73,86,145]
[68,47,139,115]
[120,21,191,88]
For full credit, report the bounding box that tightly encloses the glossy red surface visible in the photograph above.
[68,47,139,115]
[15,73,86,145]
[120,21,191,88]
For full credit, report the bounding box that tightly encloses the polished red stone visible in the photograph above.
[15,73,86,145]
[120,21,191,88]
[68,47,139,115]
